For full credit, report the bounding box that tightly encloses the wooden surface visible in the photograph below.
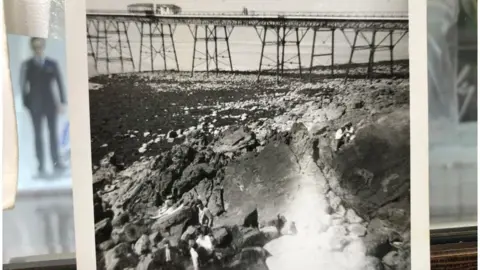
[3,240,478,270]
[431,242,478,270]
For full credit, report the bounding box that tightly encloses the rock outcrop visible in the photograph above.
[92,103,410,270]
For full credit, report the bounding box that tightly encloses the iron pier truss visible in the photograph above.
[86,10,409,82]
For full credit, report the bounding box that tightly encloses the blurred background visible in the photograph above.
[428,0,477,229]
[2,0,76,265]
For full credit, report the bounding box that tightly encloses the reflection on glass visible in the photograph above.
[3,6,76,264]
[3,34,76,264]
[21,37,68,178]
[428,0,477,228]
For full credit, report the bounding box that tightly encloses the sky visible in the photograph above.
[87,0,408,14]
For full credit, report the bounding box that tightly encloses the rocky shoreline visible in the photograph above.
[91,68,410,270]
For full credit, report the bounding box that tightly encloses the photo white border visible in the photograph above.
[67,0,431,269]
[66,0,96,269]
[408,0,430,269]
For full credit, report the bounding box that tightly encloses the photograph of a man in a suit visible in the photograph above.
[21,37,67,178]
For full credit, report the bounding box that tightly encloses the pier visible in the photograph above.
[86,10,408,81]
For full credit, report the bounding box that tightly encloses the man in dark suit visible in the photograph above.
[21,37,67,178]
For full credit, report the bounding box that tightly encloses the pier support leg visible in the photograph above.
[138,22,144,72]
[136,22,178,72]
[103,21,110,73]
[205,26,210,76]
[309,28,317,76]
[296,28,302,76]
[367,30,377,82]
[276,26,280,83]
[169,25,180,71]
[257,26,267,81]
[123,22,135,71]
[86,20,98,71]
[331,28,335,76]
[257,26,307,81]
[149,22,154,71]
[389,30,394,76]
[189,24,234,76]
[343,29,359,83]
[309,28,335,80]
[95,21,101,70]
[116,22,124,72]
[225,26,233,72]
[281,26,286,75]
[88,19,133,74]
[341,29,407,83]
[191,25,198,77]
[214,26,219,74]
[161,24,167,70]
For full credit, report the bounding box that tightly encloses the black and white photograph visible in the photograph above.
[86,0,411,269]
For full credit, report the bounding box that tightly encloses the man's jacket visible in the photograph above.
[21,57,66,112]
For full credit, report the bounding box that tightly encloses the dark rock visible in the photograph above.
[111,227,126,245]
[123,224,145,243]
[151,207,195,235]
[243,209,259,228]
[349,99,365,110]
[93,194,114,224]
[103,243,138,270]
[212,126,257,153]
[167,130,178,139]
[95,218,113,244]
[134,234,150,255]
[180,225,197,242]
[207,186,225,216]
[149,232,163,249]
[152,152,173,171]
[363,218,394,258]
[170,145,196,166]
[111,212,130,228]
[316,110,410,228]
[135,254,153,270]
[325,104,346,121]
[234,227,269,248]
[362,256,384,270]
[174,163,215,194]
[92,158,117,186]
[193,151,207,164]
[212,227,231,248]
[260,226,280,242]
[309,122,329,135]
[155,171,176,200]
[382,249,410,270]
[225,247,270,270]
[217,142,301,227]
[193,179,214,206]
[99,240,115,251]
[151,245,186,268]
